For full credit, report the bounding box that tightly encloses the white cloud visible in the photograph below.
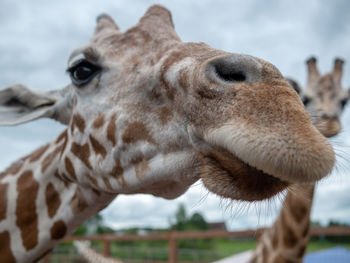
[1,0,350,231]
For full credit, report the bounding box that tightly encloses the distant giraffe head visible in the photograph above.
[248,58,349,263]
[0,5,334,202]
[288,57,349,137]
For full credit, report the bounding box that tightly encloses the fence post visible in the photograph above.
[103,240,111,257]
[168,232,178,263]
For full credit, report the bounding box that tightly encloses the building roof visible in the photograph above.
[208,222,227,230]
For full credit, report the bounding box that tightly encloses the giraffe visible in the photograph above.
[248,57,349,263]
[0,5,335,262]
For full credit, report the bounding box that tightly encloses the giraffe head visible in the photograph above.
[288,57,349,137]
[0,5,335,201]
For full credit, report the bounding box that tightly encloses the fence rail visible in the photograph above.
[57,226,350,263]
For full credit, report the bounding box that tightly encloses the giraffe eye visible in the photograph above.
[340,99,348,109]
[302,96,311,106]
[68,60,101,87]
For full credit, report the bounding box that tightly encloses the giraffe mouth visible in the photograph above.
[199,149,288,201]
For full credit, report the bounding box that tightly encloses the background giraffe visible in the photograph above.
[248,57,349,263]
[0,5,336,263]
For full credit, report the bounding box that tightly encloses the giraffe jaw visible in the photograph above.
[199,149,288,201]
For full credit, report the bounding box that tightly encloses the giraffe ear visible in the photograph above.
[91,13,120,43]
[306,56,320,84]
[0,84,73,126]
[333,58,344,84]
[285,78,302,94]
[138,5,179,40]
[140,5,175,28]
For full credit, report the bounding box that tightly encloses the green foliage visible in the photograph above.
[73,224,87,236]
[96,225,114,234]
[311,220,322,227]
[170,203,208,231]
[190,212,208,230]
[73,213,114,236]
[328,220,350,227]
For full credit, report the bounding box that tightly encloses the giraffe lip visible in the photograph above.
[200,151,288,201]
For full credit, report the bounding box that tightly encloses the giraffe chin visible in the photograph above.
[316,119,341,138]
[199,150,288,201]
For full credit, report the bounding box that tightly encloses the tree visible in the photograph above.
[172,203,188,231]
[189,212,208,230]
[73,213,114,235]
[170,203,208,231]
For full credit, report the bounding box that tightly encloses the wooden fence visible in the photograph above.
[53,226,350,263]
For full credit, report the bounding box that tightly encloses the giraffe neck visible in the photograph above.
[249,185,315,263]
[0,130,116,263]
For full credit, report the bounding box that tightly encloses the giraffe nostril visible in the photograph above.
[321,113,338,121]
[206,55,262,84]
[214,63,247,82]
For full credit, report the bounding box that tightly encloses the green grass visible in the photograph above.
[51,238,350,262]
[213,238,256,257]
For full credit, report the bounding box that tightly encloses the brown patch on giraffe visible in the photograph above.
[71,142,93,170]
[289,199,308,223]
[103,178,113,191]
[279,208,298,248]
[65,157,77,181]
[56,130,68,144]
[157,106,173,125]
[111,160,124,178]
[129,152,143,165]
[86,173,99,187]
[297,244,307,258]
[135,159,150,179]
[55,130,69,159]
[107,114,117,146]
[50,220,67,240]
[271,229,279,249]
[302,221,310,237]
[29,144,50,163]
[262,245,268,263]
[122,121,155,144]
[16,170,39,250]
[272,233,278,251]
[282,224,298,248]
[41,144,64,173]
[110,161,126,186]
[45,183,61,218]
[61,172,74,184]
[71,113,86,133]
[0,184,8,221]
[70,187,88,214]
[53,170,71,188]
[0,231,16,263]
[89,135,107,159]
[60,132,68,159]
[93,114,105,129]
[92,188,101,197]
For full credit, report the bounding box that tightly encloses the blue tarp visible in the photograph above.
[304,246,350,263]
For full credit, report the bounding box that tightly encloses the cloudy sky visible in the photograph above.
[0,0,350,231]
